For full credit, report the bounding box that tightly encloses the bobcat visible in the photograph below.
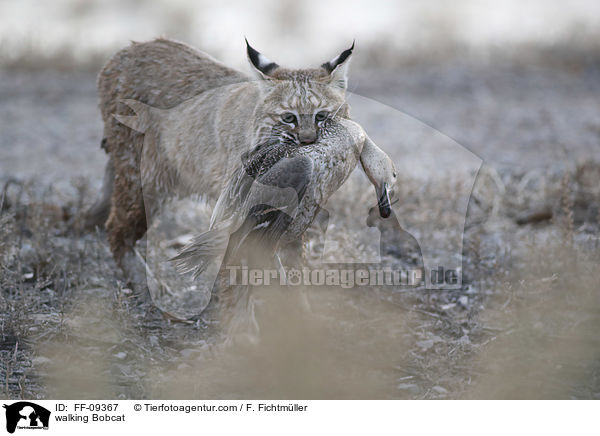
[91,38,394,287]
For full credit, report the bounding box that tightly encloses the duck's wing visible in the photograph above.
[209,138,287,228]
[170,223,231,279]
[226,155,314,261]
[209,167,255,229]
[178,155,313,274]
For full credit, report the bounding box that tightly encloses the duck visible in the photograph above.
[172,118,398,279]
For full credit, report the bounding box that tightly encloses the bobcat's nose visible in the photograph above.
[298,129,317,145]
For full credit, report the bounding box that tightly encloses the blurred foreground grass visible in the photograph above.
[0,162,598,399]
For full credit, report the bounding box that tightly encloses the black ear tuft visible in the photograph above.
[322,41,355,74]
[246,38,279,77]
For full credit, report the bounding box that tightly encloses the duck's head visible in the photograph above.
[360,139,397,218]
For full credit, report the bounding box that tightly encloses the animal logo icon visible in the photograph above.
[3,402,50,433]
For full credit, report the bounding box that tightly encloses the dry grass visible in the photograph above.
[0,161,599,399]
[0,41,107,72]
[2,36,600,73]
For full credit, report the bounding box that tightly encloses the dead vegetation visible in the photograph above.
[0,160,598,399]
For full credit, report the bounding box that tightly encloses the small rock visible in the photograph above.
[432,385,448,394]
[465,285,477,294]
[397,383,420,394]
[458,335,470,345]
[458,296,469,306]
[114,352,127,359]
[416,340,434,350]
[19,244,34,258]
[180,348,197,358]
[32,356,51,365]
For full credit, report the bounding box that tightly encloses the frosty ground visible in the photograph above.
[1,60,599,399]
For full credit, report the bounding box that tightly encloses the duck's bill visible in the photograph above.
[377,183,391,218]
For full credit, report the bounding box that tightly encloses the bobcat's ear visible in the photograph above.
[322,41,354,90]
[246,38,279,80]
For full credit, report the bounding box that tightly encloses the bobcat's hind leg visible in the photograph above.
[105,143,149,298]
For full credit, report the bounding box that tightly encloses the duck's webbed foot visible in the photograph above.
[277,237,306,269]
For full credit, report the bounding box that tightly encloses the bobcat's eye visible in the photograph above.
[281,112,297,124]
[315,111,329,122]
[393,171,397,178]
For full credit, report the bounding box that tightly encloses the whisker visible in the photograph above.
[330,99,347,119]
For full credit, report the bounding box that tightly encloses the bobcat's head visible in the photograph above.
[247,40,353,148]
